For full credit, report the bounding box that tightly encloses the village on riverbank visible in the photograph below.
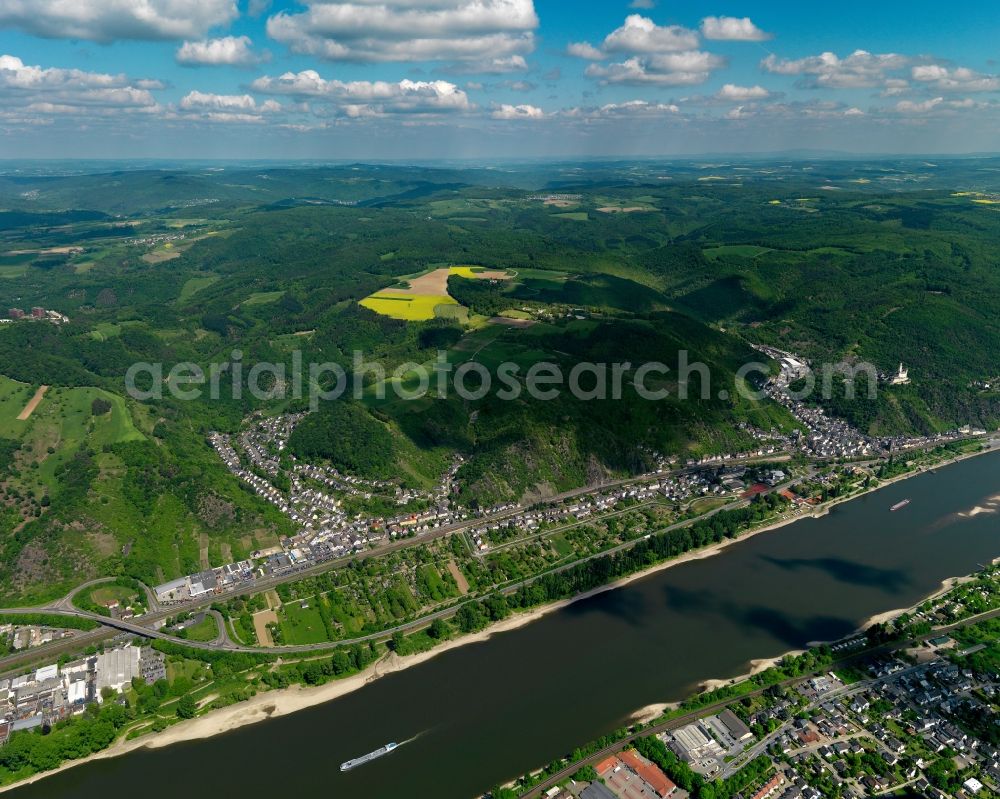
[0,432,994,793]
[0,345,996,795]
[167,345,985,626]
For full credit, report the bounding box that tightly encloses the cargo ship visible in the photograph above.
[340,742,398,771]
[890,499,911,512]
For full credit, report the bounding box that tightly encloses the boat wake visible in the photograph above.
[399,729,431,747]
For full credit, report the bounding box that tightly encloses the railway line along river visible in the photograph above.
[10,449,1000,799]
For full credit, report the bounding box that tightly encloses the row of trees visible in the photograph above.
[455,494,789,636]
[0,699,131,778]
[261,641,380,688]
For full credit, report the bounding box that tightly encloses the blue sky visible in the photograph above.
[0,0,998,158]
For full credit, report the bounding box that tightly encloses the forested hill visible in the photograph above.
[0,158,999,601]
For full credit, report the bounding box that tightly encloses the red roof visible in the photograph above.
[619,749,676,798]
[750,774,784,799]
[741,483,770,499]
[594,755,620,776]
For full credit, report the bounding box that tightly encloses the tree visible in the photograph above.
[176,695,197,719]
[91,397,112,416]
[428,618,448,639]
[456,602,488,633]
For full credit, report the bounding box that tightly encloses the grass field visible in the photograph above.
[0,376,34,438]
[141,244,182,264]
[178,274,220,303]
[0,264,28,279]
[89,321,146,341]
[242,290,285,307]
[88,584,141,608]
[279,599,330,645]
[703,245,773,259]
[433,304,470,323]
[17,386,48,421]
[0,377,145,503]
[687,496,735,514]
[183,614,219,643]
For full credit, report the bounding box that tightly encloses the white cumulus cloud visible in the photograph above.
[911,64,1000,92]
[439,55,528,74]
[491,103,543,119]
[265,0,538,66]
[562,99,679,119]
[716,83,771,101]
[762,50,909,89]
[586,51,725,86]
[700,16,771,42]
[566,42,605,61]
[894,96,944,114]
[568,15,699,61]
[0,54,158,111]
[174,91,282,122]
[180,91,258,111]
[251,70,472,115]
[0,0,238,42]
[176,36,268,67]
[571,15,723,88]
[602,15,699,54]
[727,100,866,121]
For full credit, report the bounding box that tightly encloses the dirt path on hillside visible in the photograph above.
[17,385,48,421]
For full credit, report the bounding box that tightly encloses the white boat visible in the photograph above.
[340,742,398,771]
[890,499,911,512]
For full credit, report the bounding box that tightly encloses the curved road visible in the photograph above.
[0,473,813,658]
[0,439,987,669]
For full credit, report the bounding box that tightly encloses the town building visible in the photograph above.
[95,645,141,697]
[718,708,754,743]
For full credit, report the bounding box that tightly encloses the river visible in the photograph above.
[12,450,1000,798]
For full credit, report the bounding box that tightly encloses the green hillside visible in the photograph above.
[0,160,999,599]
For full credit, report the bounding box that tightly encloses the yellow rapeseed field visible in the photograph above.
[359,292,458,321]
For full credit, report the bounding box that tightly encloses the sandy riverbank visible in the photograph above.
[3,440,996,792]
[0,510,823,792]
[669,565,1000,726]
[0,607,561,794]
[633,562,997,733]
[859,567,998,630]
[697,650,810,694]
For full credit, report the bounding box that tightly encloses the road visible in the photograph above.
[716,661,926,779]
[0,439,987,670]
[0,471,817,666]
